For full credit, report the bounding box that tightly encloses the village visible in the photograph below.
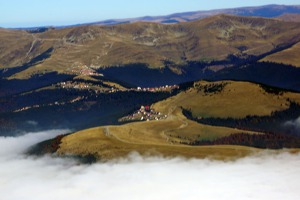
[66,64,103,76]
[13,96,84,113]
[119,105,168,122]
[135,84,179,92]
[56,81,124,93]
[14,81,179,113]
[54,62,181,93]
[58,81,91,90]
[56,80,179,94]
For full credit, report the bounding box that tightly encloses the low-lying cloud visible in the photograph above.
[26,120,39,126]
[1,130,300,200]
[285,116,300,134]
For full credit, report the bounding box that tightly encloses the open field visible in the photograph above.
[57,126,260,161]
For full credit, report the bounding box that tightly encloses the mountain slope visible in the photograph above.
[1,15,300,79]
[277,13,300,22]
[153,81,300,119]
[261,42,300,67]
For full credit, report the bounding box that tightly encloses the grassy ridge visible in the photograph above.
[262,42,300,67]
[56,126,259,161]
[153,80,300,118]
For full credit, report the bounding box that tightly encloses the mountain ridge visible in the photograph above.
[1,4,300,160]
[9,5,300,30]
[57,4,300,28]
[1,14,300,79]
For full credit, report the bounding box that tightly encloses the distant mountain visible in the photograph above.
[85,4,300,26]
[14,5,300,31]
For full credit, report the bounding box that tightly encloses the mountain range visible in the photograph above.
[63,4,300,26]
[1,14,300,79]
[1,4,300,160]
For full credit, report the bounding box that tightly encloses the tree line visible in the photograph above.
[183,102,300,135]
[185,132,300,149]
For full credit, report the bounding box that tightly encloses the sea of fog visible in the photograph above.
[0,130,300,200]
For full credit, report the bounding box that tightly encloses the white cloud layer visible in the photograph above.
[0,130,300,200]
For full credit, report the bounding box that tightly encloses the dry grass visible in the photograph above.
[277,14,300,22]
[153,81,300,118]
[57,126,260,161]
[57,125,300,161]
[57,80,300,160]
[261,42,300,67]
[102,81,127,90]
[108,108,257,144]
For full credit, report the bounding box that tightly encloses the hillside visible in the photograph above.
[33,80,300,161]
[55,127,259,161]
[259,14,300,67]
[153,81,300,118]
[261,42,300,67]
[1,15,300,79]
[277,13,300,22]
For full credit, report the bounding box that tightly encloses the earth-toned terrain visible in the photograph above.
[28,81,300,161]
[1,6,300,161]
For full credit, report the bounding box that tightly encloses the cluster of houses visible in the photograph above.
[57,81,122,94]
[63,64,179,93]
[13,81,179,113]
[14,105,40,112]
[58,81,91,90]
[57,81,179,94]
[135,85,179,92]
[119,105,167,122]
[66,64,103,76]
[14,96,85,113]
